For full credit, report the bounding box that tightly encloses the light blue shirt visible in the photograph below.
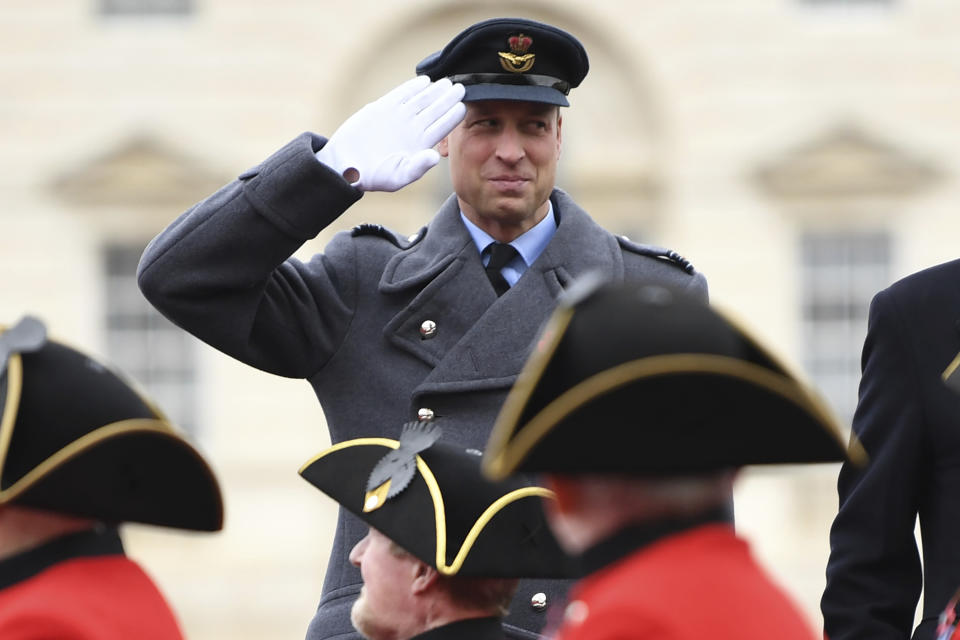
[460,202,557,287]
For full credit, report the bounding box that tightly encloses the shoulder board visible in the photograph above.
[351,223,426,250]
[617,236,696,275]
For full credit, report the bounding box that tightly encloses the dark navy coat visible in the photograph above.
[823,258,960,640]
[138,132,707,640]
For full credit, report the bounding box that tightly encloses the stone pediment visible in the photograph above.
[754,124,940,200]
[51,134,228,208]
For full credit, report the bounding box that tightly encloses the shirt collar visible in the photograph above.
[459,201,557,267]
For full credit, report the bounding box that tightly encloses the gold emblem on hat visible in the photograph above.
[499,34,535,73]
[364,478,391,512]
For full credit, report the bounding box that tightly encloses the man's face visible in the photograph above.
[439,100,562,241]
[349,528,421,640]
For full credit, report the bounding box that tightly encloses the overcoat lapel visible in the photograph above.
[379,195,497,369]
[380,190,627,394]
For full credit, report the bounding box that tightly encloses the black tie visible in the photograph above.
[484,242,519,296]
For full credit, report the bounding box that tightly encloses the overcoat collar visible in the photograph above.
[379,190,627,392]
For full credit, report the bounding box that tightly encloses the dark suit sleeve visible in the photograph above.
[822,287,925,639]
[137,133,364,378]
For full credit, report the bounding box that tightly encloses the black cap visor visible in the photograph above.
[462,82,568,106]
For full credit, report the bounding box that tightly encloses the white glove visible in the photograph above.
[315,76,466,192]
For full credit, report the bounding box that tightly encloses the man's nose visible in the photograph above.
[349,534,369,567]
[494,129,525,164]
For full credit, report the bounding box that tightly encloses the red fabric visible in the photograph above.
[554,524,817,640]
[0,554,184,640]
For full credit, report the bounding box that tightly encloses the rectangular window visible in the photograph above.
[104,244,198,435]
[99,0,193,17]
[800,231,890,429]
[799,0,893,5]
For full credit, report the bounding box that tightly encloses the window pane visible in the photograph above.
[103,244,198,435]
[100,0,193,16]
[800,231,890,429]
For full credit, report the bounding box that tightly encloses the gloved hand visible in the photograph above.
[315,76,466,192]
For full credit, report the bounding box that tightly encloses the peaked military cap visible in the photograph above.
[483,276,866,480]
[0,316,223,532]
[416,17,589,107]
[299,421,569,578]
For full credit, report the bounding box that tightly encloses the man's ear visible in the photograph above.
[556,113,563,157]
[438,136,449,158]
[410,561,440,595]
[543,474,578,515]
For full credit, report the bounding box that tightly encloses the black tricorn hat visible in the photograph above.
[483,277,866,480]
[0,317,223,532]
[299,422,570,578]
[416,17,588,107]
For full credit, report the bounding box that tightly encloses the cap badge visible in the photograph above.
[499,34,535,73]
[363,421,441,512]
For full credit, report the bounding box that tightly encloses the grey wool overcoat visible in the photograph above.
[138,132,707,640]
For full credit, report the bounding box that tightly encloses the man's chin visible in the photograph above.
[481,201,541,225]
[350,592,374,640]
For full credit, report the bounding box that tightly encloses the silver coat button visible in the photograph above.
[419,320,437,339]
[530,592,547,611]
[417,408,435,421]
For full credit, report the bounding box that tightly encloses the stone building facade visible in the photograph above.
[2,1,957,637]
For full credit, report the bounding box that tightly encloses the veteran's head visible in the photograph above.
[0,316,223,559]
[300,421,571,640]
[481,277,861,551]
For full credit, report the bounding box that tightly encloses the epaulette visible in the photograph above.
[351,223,426,250]
[617,236,696,275]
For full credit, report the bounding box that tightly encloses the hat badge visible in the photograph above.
[499,33,535,73]
[363,421,441,512]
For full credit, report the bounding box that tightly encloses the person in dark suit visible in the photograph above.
[137,17,705,640]
[0,316,223,639]
[298,421,569,640]
[482,278,860,640]
[822,258,960,640]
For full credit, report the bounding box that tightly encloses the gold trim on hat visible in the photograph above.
[716,305,867,461]
[483,306,574,480]
[0,353,24,485]
[446,486,552,574]
[942,349,960,384]
[301,439,554,575]
[484,296,866,480]
[0,418,206,503]
[485,353,861,480]
[0,327,220,525]
[0,324,179,490]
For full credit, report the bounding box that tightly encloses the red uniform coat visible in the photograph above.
[0,529,183,640]
[554,524,816,640]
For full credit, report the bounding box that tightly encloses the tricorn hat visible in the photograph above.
[0,316,223,531]
[483,277,866,480]
[299,421,569,577]
[416,17,588,107]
